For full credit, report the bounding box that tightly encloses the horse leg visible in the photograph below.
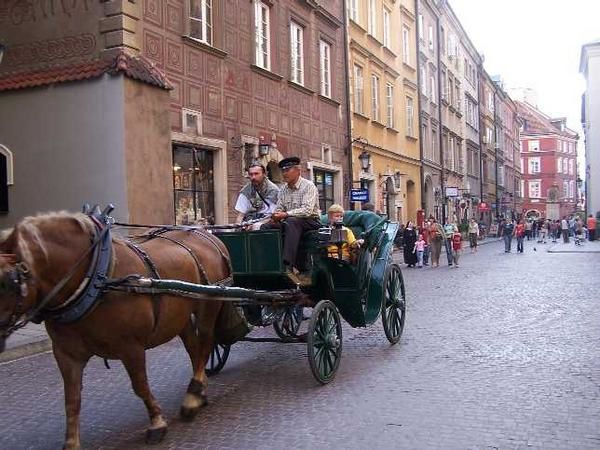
[121,349,168,444]
[53,346,89,450]
[179,315,210,421]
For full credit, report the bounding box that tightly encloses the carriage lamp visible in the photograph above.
[358,149,371,172]
[0,43,5,65]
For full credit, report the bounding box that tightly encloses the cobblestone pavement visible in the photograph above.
[1,240,599,450]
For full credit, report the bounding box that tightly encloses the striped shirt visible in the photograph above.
[275,176,321,218]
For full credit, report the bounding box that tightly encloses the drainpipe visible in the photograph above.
[342,1,354,210]
[493,88,499,221]
[435,8,446,224]
[477,64,484,219]
[415,0,425,212]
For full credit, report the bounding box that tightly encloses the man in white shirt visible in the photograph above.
[234,162,280,226]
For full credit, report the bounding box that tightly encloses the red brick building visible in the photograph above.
[516,101,579,220]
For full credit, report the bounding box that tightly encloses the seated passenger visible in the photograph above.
[326,204,363,262]
[234,162,280,229]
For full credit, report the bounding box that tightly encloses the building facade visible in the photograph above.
[516,101,579,220]
[580,41,600,217]
[0,0,349,226]
[477,70,498,227]
[347,0,421,223]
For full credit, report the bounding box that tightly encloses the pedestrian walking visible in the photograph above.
[421,220,430,266]
[468,218,479,253]
[443,220,458,266]
[413,234,426,268]
[525,220,532,240]
[515,219,526,253]
[451,231,462,267]
[402,221,418,268]
[428,218,444,267]
[561,217,570,243]
[550,220,559,243]
[502,218,515,253]
[537,220,548,244]
[587,214,596,241]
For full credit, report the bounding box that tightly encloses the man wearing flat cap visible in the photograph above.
[261,156,321,276]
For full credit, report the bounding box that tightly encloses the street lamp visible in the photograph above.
[0,43,5,65]
[358,149,371,172]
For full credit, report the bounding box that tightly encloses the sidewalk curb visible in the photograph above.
[0,338,51,364]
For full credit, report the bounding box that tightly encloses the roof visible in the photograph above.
[515,100,578,139]
[0,50,173,92]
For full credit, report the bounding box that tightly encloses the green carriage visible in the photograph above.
[210,210,406,384]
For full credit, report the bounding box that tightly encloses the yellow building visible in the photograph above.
[348,0,421,223]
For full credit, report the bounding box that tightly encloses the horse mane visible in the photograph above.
[1,212,98,270]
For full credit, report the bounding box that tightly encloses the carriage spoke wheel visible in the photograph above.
[205,343,231,377]
[307,300,343,385]
[273,305,303,339]
[381,263,406,344]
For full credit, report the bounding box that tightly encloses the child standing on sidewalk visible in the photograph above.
[413,234,426,268]
[451,231,462,268]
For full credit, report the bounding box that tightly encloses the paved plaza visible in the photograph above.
[1,239,599,449]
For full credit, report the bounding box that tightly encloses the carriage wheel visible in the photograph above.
[273,305,303,338]
[307,300,343,385]
[381,263,406,344]
[205,343,231,377]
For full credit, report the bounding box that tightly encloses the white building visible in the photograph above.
[580,41,600,217]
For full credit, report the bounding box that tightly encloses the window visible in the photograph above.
[428,25,433,51]
[520,180,524,198]
[562,158,568,174]
[487,91,494,112]
[430,74,436,103]
[371,74,380,122]
[368,0,376,35]
[386,83,394,128]
[173,145,215,225]
[498,165,505,187]
[441,70,447,101]
[569,159,574,175]
[254,1,270,70]
[528,140,540,152]
[520,157,525,173]
[563,181,569,198]
[190,0,212,45]
[440,26,445,55]
[402,26,410,64]
[418,14,423,40]
[314,169,335,211]
[557,157,562,173]
[319,40,331,98]
[528,157,540,174]
[290,21,304,85]
[349,0,358,22]
[432,127,439,162]
[406,96,414,136]
[420,64,427,96]
[570,180,575,199]
[383,8,390,48]
[528,181,541,198]
[354,65,364,114]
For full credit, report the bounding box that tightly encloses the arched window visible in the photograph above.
[0,145,14,214]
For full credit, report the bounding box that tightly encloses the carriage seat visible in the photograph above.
[318,211,386,247]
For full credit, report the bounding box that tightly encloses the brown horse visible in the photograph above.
[0,212,230,450]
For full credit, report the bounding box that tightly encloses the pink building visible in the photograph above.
[516,101,579,219]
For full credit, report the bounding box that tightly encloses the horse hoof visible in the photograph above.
[180,406,200,421]
[145,426,168,445]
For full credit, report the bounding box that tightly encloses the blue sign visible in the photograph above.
[350,188,369,202]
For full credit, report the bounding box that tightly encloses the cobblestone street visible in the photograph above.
[1,240,599,450]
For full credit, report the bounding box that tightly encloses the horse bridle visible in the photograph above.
[0,257,31,338]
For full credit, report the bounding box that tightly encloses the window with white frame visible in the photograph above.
[383,8,390,48]
[386,83,394,128]
[354,64,364,114]
[521,157,525,173]
[420,64,427,96]
[569,158,574,175]
[402,26,410,64]
[570,180,575,198]
[528,139,540,152]
[190,0,213,45]
[562,158,568,173]
[430,74,436,103]
[487,91,494,112]
[520,180,524,197]
[528,157,540,174]
[290,21,304,85]
[428,25,433,51]
[319,40,331,97]
[557,157,562,173]
[368,0,376,35]
[418,14,423,39]
[406,96,414,136]
[529,180,541,198]
[498,165,505,186]
[254,1,270,70]
[563,180,569,198]
[371,74,380,122]
[349,0,358,22]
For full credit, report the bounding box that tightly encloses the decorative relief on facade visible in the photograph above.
[166,40,183,73]
[187,49,204,80]
[187,83,203,109]
[4,33,96,67]
[165,0,183,34]
[280,114,290,134]
[206,88,221,117]
[240,101,252,125]
[143,0,163,27]
[239,36,251,62]
[144,30,164,65]
[253,76,265,101]
[224,29,236,57]
[269,110,278,130]
[279,88,289,110]
[224,95,237,121]
[224,0,236,25]
[169,77,182,105]
[255,104,266,128]
[206,56,220,86]
[1,0,91,25]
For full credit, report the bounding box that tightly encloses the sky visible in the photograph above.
[449,0,600,166]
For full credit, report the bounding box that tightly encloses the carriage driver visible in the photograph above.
[261,156,321,280]
[234,162,280,228]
